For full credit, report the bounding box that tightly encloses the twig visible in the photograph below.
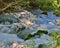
[0,0,23,12]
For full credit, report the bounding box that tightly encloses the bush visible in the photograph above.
[0,0,60,15]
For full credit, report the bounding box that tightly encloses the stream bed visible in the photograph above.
[0,9,60,48]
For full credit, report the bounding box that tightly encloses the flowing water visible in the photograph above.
[0,9,60,48]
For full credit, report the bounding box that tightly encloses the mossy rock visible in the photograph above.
[36,30,48,34]
[17,29,48,40]
[25,30,48,40]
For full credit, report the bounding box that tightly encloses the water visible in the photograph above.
[0,10,60,48]
[35,11,60,30]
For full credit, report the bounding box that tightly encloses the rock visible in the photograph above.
[24,30,48,40]
[10,42,25,48]
[0,41,10,48]
[17,29,48,40]
[20,18,33,28]
[0,11,37,29]
[48,22,55,25]
[9,11,37,28]
[17,28,35,39]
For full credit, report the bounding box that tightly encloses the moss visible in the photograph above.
[25,34,32,40]
[25,30,48,40]
[37,30,48,34]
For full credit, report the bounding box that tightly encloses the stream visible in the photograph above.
[0,9,60,48]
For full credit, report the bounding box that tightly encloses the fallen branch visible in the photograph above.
[0,2,13,12]
[0,0,23,12]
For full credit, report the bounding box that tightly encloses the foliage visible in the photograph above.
[49,31,60,45]
[0,0,23,12]
[54,9,60,16]
[0,0,60,15]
